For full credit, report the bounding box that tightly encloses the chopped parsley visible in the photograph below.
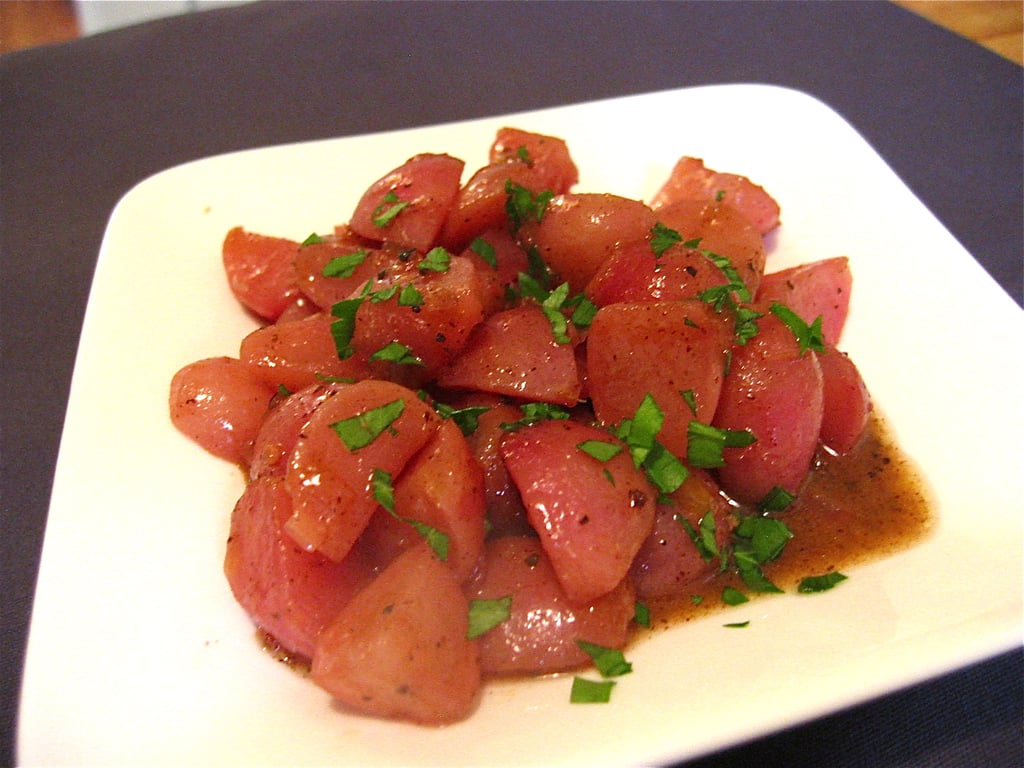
[371,190,409,228]
[722,586,749,606]
[330,398,405,451]
[470,236,498,269]
[418,247,451,273]
[633,602,651,628]
[686,421,756,468]
[570,641,633,704]
[301,232,324,246]
[499,402,571,431]
[677,511,725,568]
[369,341,423,367]
[577,439,624,462]
[329,297,362,359]
[576,641,632,677]
[322,250,368,278]
[650,222,683,257]
[505,180,553,231]
[770,302,826,356]
[466,596,512,639]
[616,394,689,494]
[370,468,449,560]
[429,399,490,436]
[758,485,796,514]
[797,572,848,593]
[570,677,615,703]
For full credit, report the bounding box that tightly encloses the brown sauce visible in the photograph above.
[645,410,934,629]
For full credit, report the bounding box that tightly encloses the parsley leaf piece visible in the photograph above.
[397,283,424,308]
[758,485,796,514]
[541,282,572,344]
[677,511,723,566]
[576,641,633,677]
[769,302,826,356]
[702,251,751,303]
[680,388,698,416]
[329,297,362,360]
[724,621,750,628]
[470,236,498,269]
[371,190,409,228]
[515,145,533,166]
[419,247,451,273]
[467,596,512,639]
[505,180,553,231]
[570,677,615,703]
[330,398,405,451]
[370,467,396,512]
[633,602,651,628]
[322,250,368,278]
[577,439,623,462]
[371,468,450,560]
[410,519,450,561]
[733,305,763,346]
[686,421,756,468]
[650,222,683,257]
[620,394,665,468]
[432,401,490,436]
[722,586,749,606]
[641,441,689,494]
[370,341,423,367]
[499,402,571,431]
[797,572,848,593]
[734,545,784,594]
[733,515,794,564]
[568,294,598,329]
[301,232,324,246]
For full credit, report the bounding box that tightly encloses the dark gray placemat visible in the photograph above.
[2,2,1021,764]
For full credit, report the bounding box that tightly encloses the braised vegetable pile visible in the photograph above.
[169,128,871,724]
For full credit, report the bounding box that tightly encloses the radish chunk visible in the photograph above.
[818,347,871,454]
[518,193,658,294]
[224,476,371,660]
[713,314,824,504]
[169,356,276,467]
[311,543,481,725]
[468,537,635,675]
[489,127,579,193]
[437,305,582,406]
[222,227,301,321]
[350,252,485,378]
[239,313,372,393]
[292,237,388,312]
[585,239,730,307]
[630,469,733,600]
[650,156,781,235]
[656,199,767,297]
[250,383,346,481]
[500,420,657,604]
[284,380,439,561]
[756,256,852,346]
[587,301,732,459]
[349,153,465,252]
[361,419,487,582]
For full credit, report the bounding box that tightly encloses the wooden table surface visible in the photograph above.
[2,0,1023,64]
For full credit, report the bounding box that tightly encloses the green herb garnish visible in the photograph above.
[797,572,848,593]
[330,398,405,451]
[371,190,409,227]
[466,596,512,639]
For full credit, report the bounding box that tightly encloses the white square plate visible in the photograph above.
[19,85,1023,767]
